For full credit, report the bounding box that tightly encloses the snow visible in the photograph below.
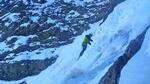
[45,0,55,5]
[49,0,150,83]
[8,36,28,49]
[96,0,109,6]
[47,17,56,23]
[22,0,30,4]
[64,0,108,6]
[4,22,11,26]
[0,13,9,19]
[0,0,150,84]
[20,22,30,27]
[65,10,80,20]
[11,48,54,61]
[0,35,34,55]
[64,0,94,5]
[30,16,39,22]
[4,35,59,62]
[22,0,55,5]
[119,28,150,84]
[64,0,85,6]
[2,13,20,22]
[0,42,9,54]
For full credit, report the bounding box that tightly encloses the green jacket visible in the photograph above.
[82,35,92,45]
[83,36,89,45]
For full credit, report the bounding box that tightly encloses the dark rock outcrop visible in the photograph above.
[0,56,57,81]
[99,26,150,84]
[19,81,27,84]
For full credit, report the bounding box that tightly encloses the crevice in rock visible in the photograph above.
[99,25,150,84]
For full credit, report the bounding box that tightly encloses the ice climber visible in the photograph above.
[79,34,93,58]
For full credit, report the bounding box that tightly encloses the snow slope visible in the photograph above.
[0,0,150,84]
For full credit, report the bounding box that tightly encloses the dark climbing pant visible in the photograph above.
[79,44,87,58]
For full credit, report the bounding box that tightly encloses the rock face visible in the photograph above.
[99,26,150,84]
[0,56,57,81]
